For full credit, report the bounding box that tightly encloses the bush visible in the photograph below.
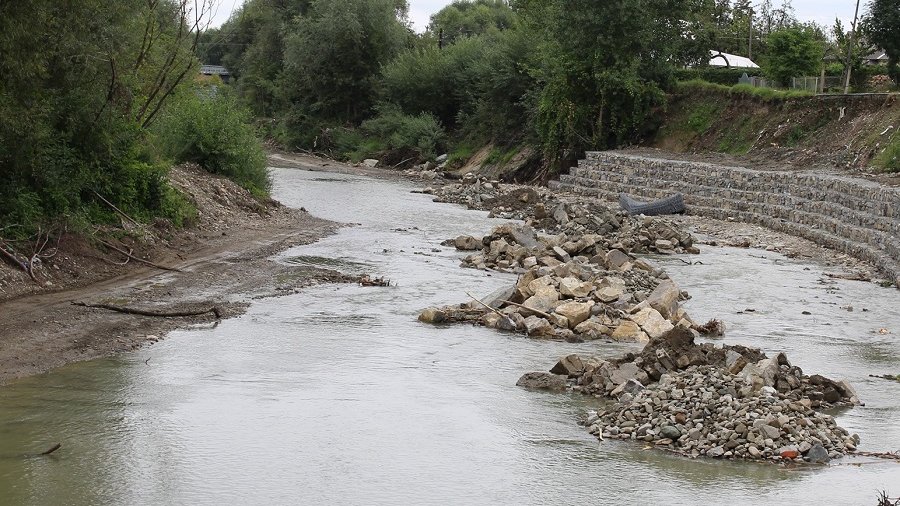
[875,134,900,173]
[674,67,754,86]
[674,80,813,101]
[357,105,446,160]
[154,87,270,197]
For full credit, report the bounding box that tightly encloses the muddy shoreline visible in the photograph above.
[0,160,352,385]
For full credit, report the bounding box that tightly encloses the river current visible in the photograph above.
[1,167,898,505]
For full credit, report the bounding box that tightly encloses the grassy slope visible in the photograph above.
[653,82,900,172]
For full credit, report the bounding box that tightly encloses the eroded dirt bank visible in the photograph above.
[0,162,344,385]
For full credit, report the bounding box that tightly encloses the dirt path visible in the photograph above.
[0,163,346,385]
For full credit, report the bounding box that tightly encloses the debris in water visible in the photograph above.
[694,319,725,336]
[359,275,391,287]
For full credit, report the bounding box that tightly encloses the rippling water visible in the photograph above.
[0,168,897,505]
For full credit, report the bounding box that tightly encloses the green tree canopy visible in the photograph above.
[762,25,825,86]
[861,0,900,84]
[280,0,411,124]
[427,0,518,44]
[518,0,704,162]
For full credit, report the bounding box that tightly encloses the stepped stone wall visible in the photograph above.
[551,152,900,285]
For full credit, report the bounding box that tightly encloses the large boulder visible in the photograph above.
[523,316,555,337]
[559,277,593,298]
[522,285,560,316]
[629,308,675,339]
[516,372,567,391]
[418,308,447,324]
[550,354,585,377]
[605,249,632,270]
[454,235,482,251]
[646,279,680,320]
[574,319,610,339]
[611,321,648,342]
[554,301,594,328]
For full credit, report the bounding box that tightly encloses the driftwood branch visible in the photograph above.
[95,238,182,272]
[499,299,555,321]
[72,301,221,319]
[39,443,62,456]
[465,291,504,317]
[0,242,37,282]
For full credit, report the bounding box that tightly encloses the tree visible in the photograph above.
[280,0,410,124]
[427,0,517,45]
[517,0,701,162]
[0,0,215,226]
[762,25,825,86]
[861,0,900,85]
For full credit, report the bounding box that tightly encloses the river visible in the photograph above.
[1,167,898,505]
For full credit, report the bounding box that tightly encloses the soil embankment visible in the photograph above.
[652,88,900,177]
[0,162,343,385]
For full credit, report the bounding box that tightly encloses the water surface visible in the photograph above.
[1,168,898,505]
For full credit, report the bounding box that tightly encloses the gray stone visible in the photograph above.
[523,316,555,337]
[804,443,830,464]
[418,308,446,324]
[454,235,482,251]
[605,249,632,270]
[517,372,567,391]
[659,426,682,440]
[552,246,571,262]
[559,277,593,298]
[706,446,725,458]
[550,354,585,377]
[362,158,379,168]
[759,424,780,440]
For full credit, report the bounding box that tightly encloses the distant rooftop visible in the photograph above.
[707,51,760,69]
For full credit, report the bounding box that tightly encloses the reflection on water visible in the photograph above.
[0,169,898,505]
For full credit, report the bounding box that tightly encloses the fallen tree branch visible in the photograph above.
[500,299,555,321]
[465,291,504,317]
[95,238,181,272]
[72,301,221,319]
[92,191,142,227]
[0,242,37,282]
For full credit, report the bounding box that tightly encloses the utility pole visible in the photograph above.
[843,0,862,94]
[748,8,754,60]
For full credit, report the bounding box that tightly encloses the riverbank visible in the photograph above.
[0,162,344,385]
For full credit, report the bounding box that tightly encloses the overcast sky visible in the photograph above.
[210,0,862,32]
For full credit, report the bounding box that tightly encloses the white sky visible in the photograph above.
[210,0,862,32]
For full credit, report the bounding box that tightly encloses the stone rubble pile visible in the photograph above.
[436,176,696,256]
[420,243,700,342]
[517,328,861,462]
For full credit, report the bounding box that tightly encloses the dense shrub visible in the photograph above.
[357,105,446,160]
[674,67,756,86]
[154,88,271,197]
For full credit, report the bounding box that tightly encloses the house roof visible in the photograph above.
[200,65,231,76]
[707,50,760,69]
[864,50,888,61]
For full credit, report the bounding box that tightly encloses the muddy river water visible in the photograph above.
[1,168,898,505]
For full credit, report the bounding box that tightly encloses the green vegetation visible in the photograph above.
[1,1,268,235]
[675,80,814,101]
[154,87,270,197]
[762,26,825,87]
[861,0,900,85]
[874,132,900,173]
